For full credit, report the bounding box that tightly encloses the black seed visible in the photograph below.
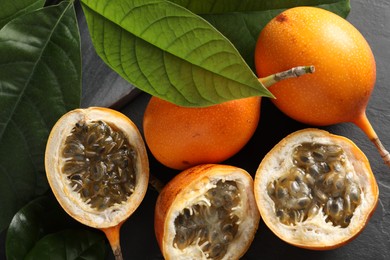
[313,147,327,161]
[326,145,343,157]
[309,164,322,179]
[290,181,300,194]
[297,197,311,209]
[63,161,85,175]
[314,189,328,203]
[172,180,240,259]
[269,142,362,228]
[267,181,276,197]
[276,186,288,199]
[319,162,331,173]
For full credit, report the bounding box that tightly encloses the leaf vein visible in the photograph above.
[0,2,72,141]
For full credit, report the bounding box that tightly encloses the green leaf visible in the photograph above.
[6,196,88,260]
[80,0,273,107]
[0,0,45,29]
[169,0,351,70]
[0,1,81,232]
[168,0,350,15]
[203,10,283,71]
[25,229,106,260]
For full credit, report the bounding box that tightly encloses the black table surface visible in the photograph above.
[2,0,390,259]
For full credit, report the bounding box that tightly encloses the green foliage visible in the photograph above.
[81,0,350,106]
[80,0,273,107]
[199,0,351,69]
[168,0,350,15]
[0,0,45,28]
[24,229,106,260]
[0,1,81,232]
[6,195,106,260]
[6,196,105,259]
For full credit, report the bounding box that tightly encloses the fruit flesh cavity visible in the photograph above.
[267,142,361,228]
[62,120,137,211]
[173,180,241,260]
[45,107,149,229]
[155,164,260,260]
[254,129,378,250]
[46,107,150,260]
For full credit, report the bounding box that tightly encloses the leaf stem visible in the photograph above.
[259,66,315,88]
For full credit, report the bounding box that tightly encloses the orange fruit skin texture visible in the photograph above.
[143,96,261,170]
[255,6,376,126]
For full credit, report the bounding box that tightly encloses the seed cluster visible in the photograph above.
[61,120,137,211]
[174,180,241,260]
[267,142,362,228]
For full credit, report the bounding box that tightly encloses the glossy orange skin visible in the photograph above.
[143,96,261,170]
[255,6,376,126]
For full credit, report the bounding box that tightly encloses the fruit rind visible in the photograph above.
[254,128,378,250]
[155,164,260,259]
[143,96,261,170]
[255,6,376,126]
[45,107,149,229]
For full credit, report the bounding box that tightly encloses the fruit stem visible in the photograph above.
[149,173,165,193]
[259,66,315,88]
[354,113,390,167]
[101,224,124,260]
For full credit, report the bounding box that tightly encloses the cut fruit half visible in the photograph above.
[45,107,149,259]
[254,128,378,250]
[155,164,260,259]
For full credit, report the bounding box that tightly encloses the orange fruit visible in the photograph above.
[254,6,390,166]
[254,128,378,250]
[143,96,261,170]
[155,164,260,259]
[45,107,149,259]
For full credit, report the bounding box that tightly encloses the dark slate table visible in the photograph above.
[1,0,389,259]
[82,1,390,259]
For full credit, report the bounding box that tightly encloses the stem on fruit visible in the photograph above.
[354,113,390,167]
[101,224,124,260]
[149,173,165,193]
[259,65,315,88]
